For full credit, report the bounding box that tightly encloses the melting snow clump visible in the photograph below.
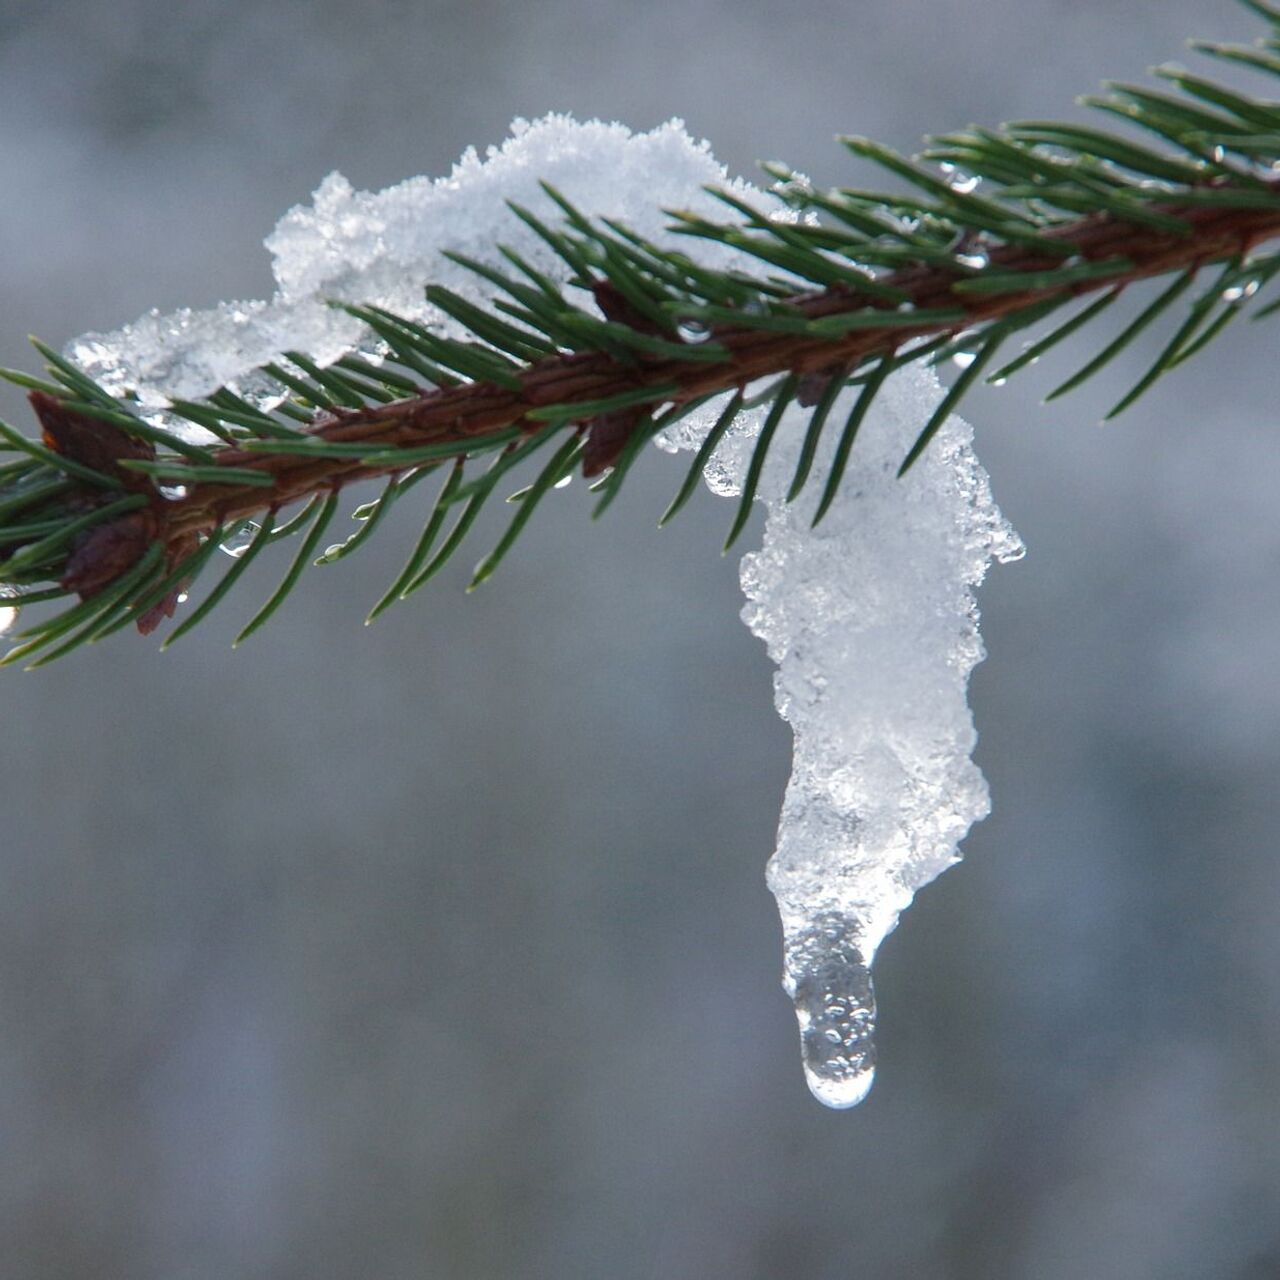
[667,368,1022,1106]
[62,114,1020,1108]
[65,115,766,427]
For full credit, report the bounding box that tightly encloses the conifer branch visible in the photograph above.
[4,0,1280,664]
[94,191,1280,542]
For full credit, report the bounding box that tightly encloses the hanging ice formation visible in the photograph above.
[64,116,1021,1108]
[659,373,1021,1106]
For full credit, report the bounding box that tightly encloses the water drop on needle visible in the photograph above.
[939,163,980,194]
[676,317,712,344]
[1222,280,1260,303]
[220,524,259,558]
[0,603,18,637]
[783,913,877,1109]
[949,329,981,370]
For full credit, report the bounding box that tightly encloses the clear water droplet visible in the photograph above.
[158,483,189,501]
[553,474,572,490]
[1211,144,1227,164]
[955,251,989,270]
[939,162,981,194]
[990,376,1008,387]
[176,591,189,605]
[676,317,712,344]
[783,913,876,1109]
[0,602,18,636]
[1222,279,1260,302]
[950,328,981,370]
[220,523,260,558]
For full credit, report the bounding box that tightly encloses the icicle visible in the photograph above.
[676,361,1022,1108]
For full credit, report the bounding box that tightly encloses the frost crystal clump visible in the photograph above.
[65,115,765,413]
[60,114,1019,1108]
[670,366,1022,1107]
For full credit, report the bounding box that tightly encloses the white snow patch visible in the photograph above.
[64,115,772,430]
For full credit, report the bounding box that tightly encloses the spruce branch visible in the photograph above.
[4,0,1280,664]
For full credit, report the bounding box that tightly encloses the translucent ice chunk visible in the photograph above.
[784,912,877,1108]
[669,361,1021,1108]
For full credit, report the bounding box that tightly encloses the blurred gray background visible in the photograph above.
[2,1,1279,1277]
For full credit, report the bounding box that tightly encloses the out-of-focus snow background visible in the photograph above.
[2,2,1278,1276]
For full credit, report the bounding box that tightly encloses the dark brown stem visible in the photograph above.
[145,197,1280,553]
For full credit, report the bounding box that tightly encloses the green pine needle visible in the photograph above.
[3,1,1280,659]
[161,517,276,649]
[469,435,584,589]
[898,330,1006,479]
[813,355,893,526]
[787,371,849,503]
[366,461,465,622]
[723,373,799,552]
[658,391,746,527]
[1045,269,1198,402]
[233,490,340,646]
[987,288,1123,385]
